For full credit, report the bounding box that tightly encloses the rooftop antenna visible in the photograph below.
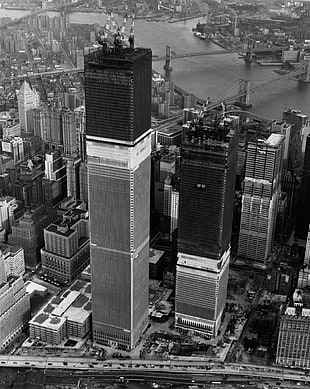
[105,13,111,30]
[97,30,108,52]
[129,20,134,49]
[121,14,127,34]
[111,13,117,33]
[114,27,123,52]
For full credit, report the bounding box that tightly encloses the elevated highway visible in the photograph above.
[0,354,308,383]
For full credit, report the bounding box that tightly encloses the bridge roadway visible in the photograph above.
[0,355,307,383]
[152,46,284,61]
[7,46,290,81]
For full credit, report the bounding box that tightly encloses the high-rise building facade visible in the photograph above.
[297,135,310,239]
[17,80,40,133]
[41,208,90,283]
[85,40,152,349]
[276,290,310,368]
[0,254,30,351]
[238,134,285,266]
[175,115,239,337]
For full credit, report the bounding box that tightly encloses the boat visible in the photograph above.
[198,34,208,39]
[194,31,202,37]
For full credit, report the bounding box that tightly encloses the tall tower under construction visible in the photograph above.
[85,33,152,349]
[175,114,239,337]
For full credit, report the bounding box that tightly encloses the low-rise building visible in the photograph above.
[29,279,91,345]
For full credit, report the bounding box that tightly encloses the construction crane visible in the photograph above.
[158,1,175,12]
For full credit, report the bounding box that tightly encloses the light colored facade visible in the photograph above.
[85,46,152,350]
[170,189,179,235]
[176,249,230,336]
[17,80,40,133]
[0,196,18,233]
[1,137,24,164]
[88,135,151,349]
[0,256,30,351]
[29,280,91,344]
[0,244,25,278]
[238,134,285,265]
[276,300,310,368]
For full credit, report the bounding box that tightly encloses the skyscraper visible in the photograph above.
[85,36,152,349]
[276,290,310,369]
[296,135,310,239]
[17,80,40,133]
[175,114,239,337]
[238,133,285,266]
[0,253,30,351]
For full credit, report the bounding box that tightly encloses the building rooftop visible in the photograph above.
[29,279,91,330]
[265,133,285,147]
[149,249,165,265]
[53,290,80,316]
[25,280,47,296]
[157,125,182,136]
[45,222,76,237]
[32,312,66,330]
[0,243,22,256]
[285,306,310,317]
[183,114,238,147]
[85,46,151,66]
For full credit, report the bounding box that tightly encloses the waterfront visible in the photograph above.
[1,8,310,120]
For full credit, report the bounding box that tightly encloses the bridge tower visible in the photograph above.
[245,38,255,63]
[235,80,252,108]
[164,45,173,71]
[302,56,310,82]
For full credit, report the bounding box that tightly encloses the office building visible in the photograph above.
[0,196,18,234]
[43,150,67,206]
[271,120,291,169]
[1,137,24,165]
[0,255,30,351]
[175,114,239,337]
[0,244,25,278]
[33,107,49,140]
[297,135,310,239]
[60,108,81,200]
[297,226,310,288]
[75,106,86,161]
[282,108,307,172]
[17,80,40,133]
[8,204,57,268]
[163,175,179,238]
[13,166,44,206]
[276,290,310,368]
[238,134,285,266]
[41,208,89,283]
[85,35,152,349]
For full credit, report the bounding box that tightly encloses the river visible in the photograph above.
[1,8,310,120]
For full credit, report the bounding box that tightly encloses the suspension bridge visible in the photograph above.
[2,8,309,120]
[154,44,285,70]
